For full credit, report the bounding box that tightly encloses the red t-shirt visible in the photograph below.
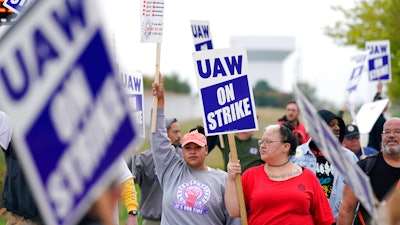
[277,120,310,144]
[242,165,335,225]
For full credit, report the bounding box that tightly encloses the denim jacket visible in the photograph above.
[290,138,359,220]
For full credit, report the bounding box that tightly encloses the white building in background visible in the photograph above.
[230,36,296,92]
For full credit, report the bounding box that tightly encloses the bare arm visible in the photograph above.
[224,154,242,217]
[337,184,358,225]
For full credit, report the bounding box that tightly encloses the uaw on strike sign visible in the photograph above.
[0,1,137,225]
[192,48,258,135]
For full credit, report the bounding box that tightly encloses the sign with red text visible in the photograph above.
[140,0,164,43]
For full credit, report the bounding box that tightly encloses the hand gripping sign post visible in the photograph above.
[140,0,164,133]
[0,1,137,225]
[193,47,258,225]
[294,85,379,223]
[366,40,391,82]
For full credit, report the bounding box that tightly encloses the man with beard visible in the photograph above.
[277,100,310,144]
[338,117,400,225]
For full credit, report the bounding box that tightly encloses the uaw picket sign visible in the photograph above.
[294,85,378,222]
[366,40,391,82]
[192,47,258,135]
[0,1,137,225]
[120,67,145,137]
[190,20,213,51]
[346,52,367,93]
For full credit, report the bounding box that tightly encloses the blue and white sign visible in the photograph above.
[0,1,137,225]
[120,67,145,137]
[190,20,213,51]
[366,40,391,82]
[346,52,367,93]
[294,85,378,222]
[3,0,33,14]
[192,47,258,136]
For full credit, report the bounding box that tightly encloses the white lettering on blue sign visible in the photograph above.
[191,24,210,38]
[369,65,389,80]
[196,55,243,78]
[207,97,251,130]
[0,0,86,100]
[48,76,125,218]
[50,68,91,141]
[216,83,235,105]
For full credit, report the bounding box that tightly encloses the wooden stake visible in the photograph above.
[151,43,162,133]
[227,133,248,225]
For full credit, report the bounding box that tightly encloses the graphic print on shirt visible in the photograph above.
[313,150,334,198]
[174,180,210,214]
[249,147,258,155]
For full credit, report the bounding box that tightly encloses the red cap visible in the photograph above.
[182,130,207,147]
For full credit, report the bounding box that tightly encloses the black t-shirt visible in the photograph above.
[356,152,400,224]
[311,148,334,199]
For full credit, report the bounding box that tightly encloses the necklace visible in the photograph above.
[267,159,290,167]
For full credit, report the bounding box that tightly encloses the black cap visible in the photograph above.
[344,124,360,140]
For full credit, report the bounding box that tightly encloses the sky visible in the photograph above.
[99,0,375,107]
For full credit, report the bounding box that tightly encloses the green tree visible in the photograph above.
[163,73,191,94]
[142,72,191,94]
[324,0,400,104]
[296,81,318,104]
[252,80,293,107]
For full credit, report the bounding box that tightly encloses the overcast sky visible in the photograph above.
[100,0,376,107]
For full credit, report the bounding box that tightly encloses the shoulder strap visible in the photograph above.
[365,153,379,175]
